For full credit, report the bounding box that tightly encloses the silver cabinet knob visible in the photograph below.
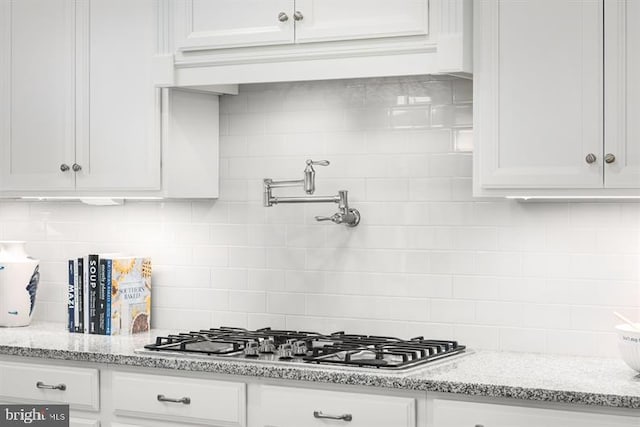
[60,164,70,172]
[293,11,304,21]
[585,153,597,164]
[72,163,82,172]
[605,153,616,164]
[278,12,289,22]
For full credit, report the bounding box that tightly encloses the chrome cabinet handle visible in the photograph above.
[278,12,289,22]
[585,153,597,164]
[157,394,191,405]
[313,411,352,422]
[36,381,66,391]
[72,163,82,172]
[60,164,70,172]
[293,10,304,21]
[605,153,616,164]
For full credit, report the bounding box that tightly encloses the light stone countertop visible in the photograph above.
[0,322,639,410]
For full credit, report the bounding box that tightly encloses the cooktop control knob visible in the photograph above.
[259,338,276,353]
[244,341,259,357]
[277,343,293,359]
[292,340,308,356]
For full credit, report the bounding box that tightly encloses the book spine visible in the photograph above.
[67,260,74,333]
[98,259,107,335]
[87,254,99,334]
[76,258,84,333]
[83,256,89,333]
[73,259,79,332]
[105,259,112,336]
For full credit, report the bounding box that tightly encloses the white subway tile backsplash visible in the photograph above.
[248,269,285,291]
[228,247,266,268]
[267,292,305,315]
[211,268,247,290]
[228,290,266,312]
[191,246,228,267]
[14,76,640,358]
[431,299,476,324]
[409,178,453,201]
[476,301,524,326]
[499,328,546,353]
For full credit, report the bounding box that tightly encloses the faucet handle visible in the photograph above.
[306,159,330,167]
[315,213,341,223]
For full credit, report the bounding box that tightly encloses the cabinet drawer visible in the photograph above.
[432,399,639,427]
[0,361,99,411]
[112,372,245,427]
[260,385,415,427]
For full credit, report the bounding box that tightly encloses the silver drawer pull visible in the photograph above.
[157,394,191,405]
[313,411,352,422]
[36,381,66,391]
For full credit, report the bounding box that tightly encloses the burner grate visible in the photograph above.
[143,327,465,369]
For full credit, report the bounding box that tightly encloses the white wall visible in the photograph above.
[3,76,639,357]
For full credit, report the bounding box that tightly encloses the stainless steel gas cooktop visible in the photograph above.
[138,327,466,371]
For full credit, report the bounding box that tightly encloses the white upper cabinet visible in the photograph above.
[76,0,160,192]
[474,0,640,197]
[174,0,295,51]
[0,0,76,191]
[474,0,603,194]
[0,0,227,198]
[293,0,428,44]
[604,0,640,188]
[163,0,472,87]
[0,0,160,194]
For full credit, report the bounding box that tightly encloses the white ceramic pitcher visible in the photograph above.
[0,241,40,327]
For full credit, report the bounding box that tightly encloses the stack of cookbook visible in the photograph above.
[67,254,151,335]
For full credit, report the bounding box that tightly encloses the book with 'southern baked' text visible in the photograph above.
[103,256,152,335]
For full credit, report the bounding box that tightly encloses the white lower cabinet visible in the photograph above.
[0,361,99,411]
[0,357,638,427]
[112,371,246,427]
[259,385,416,427]
[70,419,100,427]
[431,399,639,427]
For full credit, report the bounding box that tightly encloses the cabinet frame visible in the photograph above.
[604,0,640,189]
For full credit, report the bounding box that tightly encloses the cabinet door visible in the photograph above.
[74,0,160,191]
[173,0,294,52]
[0,0,75,191]
[260,386,415,427]
[604,0,640,188]
[475,0,603,190]
[432,399,639,427]
[69,419,99,427]
[294,0,428,44]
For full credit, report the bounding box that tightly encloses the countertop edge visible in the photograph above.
[1,345,637,410]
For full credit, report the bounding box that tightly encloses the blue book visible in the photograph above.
[76,257,84,333]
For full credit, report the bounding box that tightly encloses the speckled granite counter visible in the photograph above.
[1,322,639,410]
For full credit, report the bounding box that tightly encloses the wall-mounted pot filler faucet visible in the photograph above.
[263,159,361,227]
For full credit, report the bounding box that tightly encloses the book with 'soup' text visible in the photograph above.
[68,255,151,335]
